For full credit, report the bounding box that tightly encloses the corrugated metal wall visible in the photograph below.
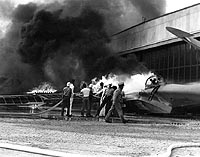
[110,4,200,54]
[138,41,200,83]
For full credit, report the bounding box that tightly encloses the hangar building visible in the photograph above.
[109,3,200,83]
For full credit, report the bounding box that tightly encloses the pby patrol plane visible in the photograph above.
[124,27,200,115]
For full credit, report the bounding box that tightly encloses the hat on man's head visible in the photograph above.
[66,82,71,86]
[118,82,124,86]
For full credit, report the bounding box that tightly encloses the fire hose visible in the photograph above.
[31,94,100,117]
[29,99,63,116]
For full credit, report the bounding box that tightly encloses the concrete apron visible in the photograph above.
[0,143,127,157]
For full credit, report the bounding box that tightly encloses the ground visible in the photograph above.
[0,116,200,157]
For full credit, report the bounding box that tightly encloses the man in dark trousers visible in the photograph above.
[80,83,91,117]
[88,84,94,117]
[105,82,128,123]
[95,84,115,117]
[61,82,72,117]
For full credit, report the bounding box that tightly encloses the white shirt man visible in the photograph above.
[80,84,91,117]
[69,83,74,116]
[81,87,90,97]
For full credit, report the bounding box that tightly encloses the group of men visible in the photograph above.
[103,82,128,123]
[61,80,128,123]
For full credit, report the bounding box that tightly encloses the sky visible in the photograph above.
[166,0,200,13]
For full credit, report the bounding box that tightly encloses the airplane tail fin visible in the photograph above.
[166,27,193,38]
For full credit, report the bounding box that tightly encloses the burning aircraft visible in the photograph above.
[124,74,200,115]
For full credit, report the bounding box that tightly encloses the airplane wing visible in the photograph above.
[166,27,192,38]
[166,26,200,50]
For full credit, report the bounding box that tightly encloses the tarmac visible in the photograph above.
[0,142,126,157]
[0,113,200,156]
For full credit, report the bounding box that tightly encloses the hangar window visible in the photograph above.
[145,53,151,68]
[174,45,180,67]
[191,66,197,81]
[163,70,167,79]
[160,56,164,69]
[168,68,173,81]
[164,51,168,69]
[185,67,191,82]
[191,47,198,65]
[174,52,178,67]
[151,52,156,69]
[179,68,185,82]
[197,50,200,65]
[180,43,185,66]
[169,51,173,68]
[155,55,160,69]
[174,68,179,82]
[185,44,191,66]
[198,66,200,80]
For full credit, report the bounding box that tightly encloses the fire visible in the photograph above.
[27,82,57,94]
[92,72,154,94]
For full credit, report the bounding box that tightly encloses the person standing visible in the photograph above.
[69,79,75,117]
[98,84,108,116]
[88,84,94,117]
[106,85,117,114]
[80,83,91,117]
[95,82,104,104]
[95,84,114,117]
[61,82,72,117]
[105,82,128,123]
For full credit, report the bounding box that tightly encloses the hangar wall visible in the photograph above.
[139,41,200,83]
[110,3,200,55]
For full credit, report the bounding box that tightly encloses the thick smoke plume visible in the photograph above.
[0,0,166,94]
[129,0,166,21]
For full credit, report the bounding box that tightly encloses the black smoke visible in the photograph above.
[0,0,166,94]
[18,7,143,87]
